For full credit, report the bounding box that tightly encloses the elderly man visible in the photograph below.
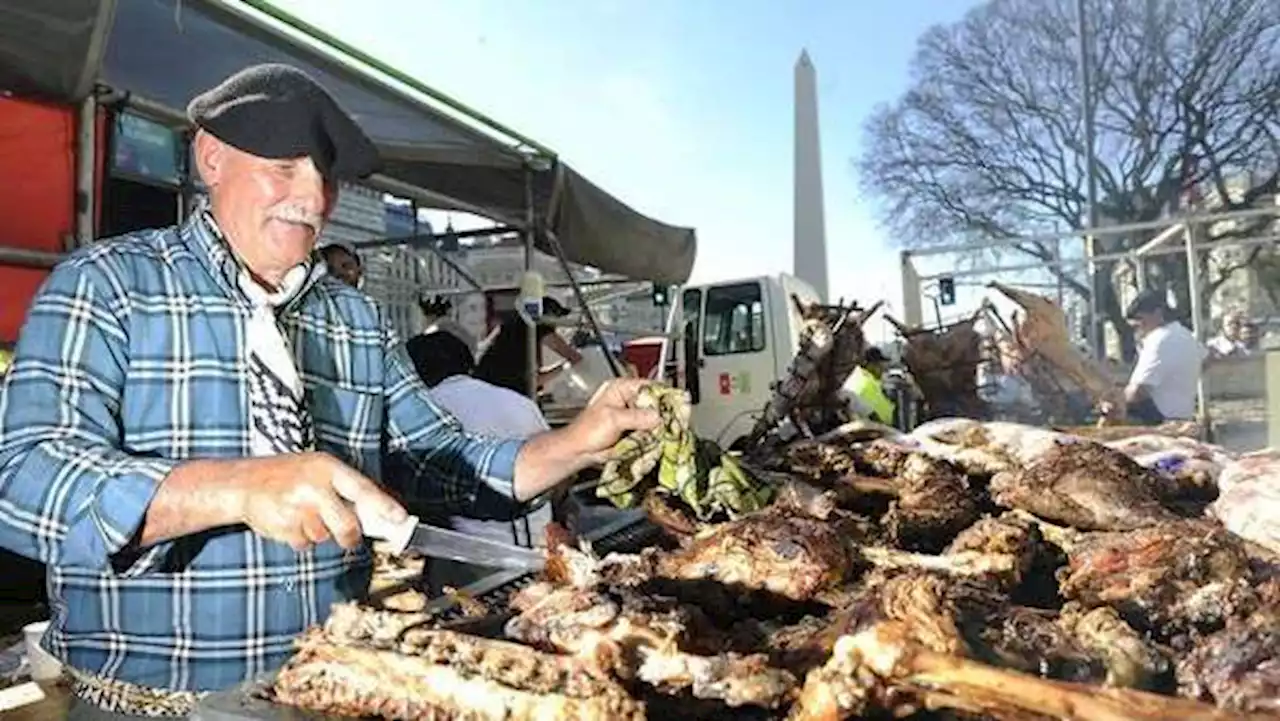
[0,64,656,719]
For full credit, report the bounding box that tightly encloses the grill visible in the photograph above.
[422,509,659,623]
[194,510,659,720]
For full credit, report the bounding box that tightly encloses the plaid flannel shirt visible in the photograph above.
[0,211,524,692]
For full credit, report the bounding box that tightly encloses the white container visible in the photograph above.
[22,621,61,681]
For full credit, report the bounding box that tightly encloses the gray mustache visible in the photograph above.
[269,208,323,233]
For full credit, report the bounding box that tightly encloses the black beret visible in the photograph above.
[187,63,381,181]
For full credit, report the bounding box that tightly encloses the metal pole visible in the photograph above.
[1077,0,1103,358]
[903,206,1279,259]
[654,291,681,377]
[543,230,624,379]
[0,247,64,269]
[1184,222,1210,436]
[74,94,97,247]
[523,167,539,399]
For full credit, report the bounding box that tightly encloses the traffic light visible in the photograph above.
[938,276,956,306]
[652,284,669,306]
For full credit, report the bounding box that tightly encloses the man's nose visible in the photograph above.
[289,159,330,211]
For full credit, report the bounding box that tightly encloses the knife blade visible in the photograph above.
[358,508,546,572]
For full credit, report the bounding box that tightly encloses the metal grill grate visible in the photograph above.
[424,510,659,622]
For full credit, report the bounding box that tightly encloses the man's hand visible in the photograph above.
[237,453,408,551]
[570,378,663,465]
[512,378,661,501]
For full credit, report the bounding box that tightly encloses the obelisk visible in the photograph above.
[793,49,829,302]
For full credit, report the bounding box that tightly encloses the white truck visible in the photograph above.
[543,272,834,448]
[675,273,823,448]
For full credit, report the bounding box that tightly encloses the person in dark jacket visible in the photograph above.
[475,296,583,395]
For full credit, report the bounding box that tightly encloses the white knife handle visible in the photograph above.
[354,503,417,555]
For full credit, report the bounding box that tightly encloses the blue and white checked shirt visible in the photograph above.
[0,211,524,692]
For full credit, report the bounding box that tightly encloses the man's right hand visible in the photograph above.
[236,452,408,551]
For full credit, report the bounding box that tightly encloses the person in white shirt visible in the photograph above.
[1122,290,1205,424]
[404,320,558,592]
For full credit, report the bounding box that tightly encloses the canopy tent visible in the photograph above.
[0,0,697,285]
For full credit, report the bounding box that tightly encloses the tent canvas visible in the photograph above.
[0,0,696,284]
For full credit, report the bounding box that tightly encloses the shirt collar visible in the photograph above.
[184,203,325,311]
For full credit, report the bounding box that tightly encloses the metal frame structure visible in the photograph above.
[900,205,1280,431]
[0,0,695,404]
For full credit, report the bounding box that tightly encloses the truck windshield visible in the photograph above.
[703,282,765,355]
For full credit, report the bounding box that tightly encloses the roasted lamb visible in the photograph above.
[989,440,1178,530]
[272,629,645,720]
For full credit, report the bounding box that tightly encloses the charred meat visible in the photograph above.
[990,441,1178,531]
[1057,603,1170,691]
[1177,609,1280,713]
[272,630,644,721]
[781,439,981,552]
[1056,519,1258,637]
[654,503,857,602]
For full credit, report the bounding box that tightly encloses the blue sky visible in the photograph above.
[271,0,983,340]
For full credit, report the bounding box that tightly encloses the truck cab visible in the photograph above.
[677,274,821,448]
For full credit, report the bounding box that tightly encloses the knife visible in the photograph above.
[356,507,546,573]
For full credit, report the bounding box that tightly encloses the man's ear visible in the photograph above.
[191,130,225,188]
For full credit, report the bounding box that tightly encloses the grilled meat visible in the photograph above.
[990,441,1178,531]
[1177,608,1280,712]
[790,620,1270,721]
[506,580,719,657]
[944,512,1057,598]
[654,503,858,602]
[1057,604,1170,690]
[507,538,800,708]
[963,605,1105,684]
[1056,519,1259,637]
[780,439,981,552]
[273,630,643,721]
[271,418,1264,721]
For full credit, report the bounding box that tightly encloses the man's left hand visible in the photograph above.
[569,378,662,464]
[513,378,661,502]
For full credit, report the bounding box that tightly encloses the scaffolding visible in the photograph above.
[899,205,1280,437]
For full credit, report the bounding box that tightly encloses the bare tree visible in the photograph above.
[859,0,1279,359]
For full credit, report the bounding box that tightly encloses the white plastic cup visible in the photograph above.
[22,621,62,681]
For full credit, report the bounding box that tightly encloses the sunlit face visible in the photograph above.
[193,130,337,288]
[1224,315,1243,339]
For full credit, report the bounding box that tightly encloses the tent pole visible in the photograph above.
[74,93,98,247]
[524,166,539,399]
[543,229,623,379]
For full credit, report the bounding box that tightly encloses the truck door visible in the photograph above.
[695,280,770,447]
[679,287,703,401]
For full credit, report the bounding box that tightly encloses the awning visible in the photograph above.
[0,0,696,284]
